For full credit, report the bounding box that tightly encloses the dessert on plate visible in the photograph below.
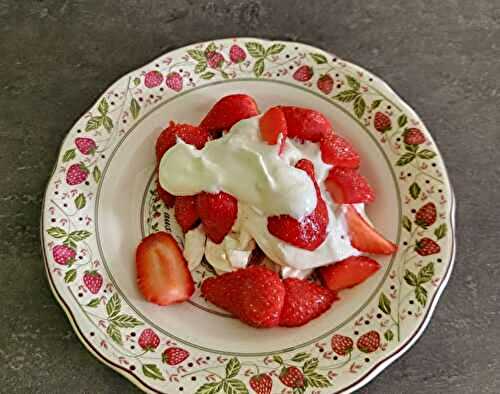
[135,93,397,328]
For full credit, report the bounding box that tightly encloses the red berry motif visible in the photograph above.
[331,334,354,355]
[166,72,183,92]
[138,328,160,351]
[206,51,224,69]
[83,271,103,294]
[403,128,425,145]
[162,347,189,365]
[66,163,89,185]
[52,245,76,265]
[249,373,272,394]
[293,65,313,82]
[75,137,96,155]
[357,331,380,353]
[144,70,164,88]
[229,44,246,64]
[279,366,304,388]
[415,202,437,228]
[317,74,334,94]
[374,112,392,133]
[415,237,440,256]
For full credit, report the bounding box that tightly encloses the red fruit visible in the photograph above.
[83,271,103,294]
[374,112,391,132]
[52,245,76,265]
[162,347,189,365]
[345,205,398,255]
[317,74,334,94]
[325,167,375,204]
[196,192,238,244]
[415,202,437,228]
[250,373,272,394]
[144,70,164,88]
[201,266,285,328]
[267,159,329,251]
[279,278,337,327]
[200,94,259,135]
[157,180,175,208]
[206,51,224,69]
[174,195,199,232]
[166,72,183,92]
[155,121,210,162]
[229,44,246,64]
[415,237,440,256]
[279,366,304,388]
[320,134,360,168]
[280,106,332,142]
[75,137,97,155]
[357,331,380,353]
[403,128,425,145]
[136,232,195,306]
[293,65,313,81]
[138,328,160,351]
[331,334,354,355]
[320,256,381,291]
[259,106,288,155]
[66,163,89,185]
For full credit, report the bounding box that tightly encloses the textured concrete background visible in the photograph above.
[1,0,499,393]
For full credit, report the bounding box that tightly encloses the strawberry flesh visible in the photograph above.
[174,195,200,232]
[320,134,360,168]
[197,191,238,244]
[320,256,381,291]
[280,106,333,142]
[325,167,375,204]
[259,106,288,155]
[156,122,210,163]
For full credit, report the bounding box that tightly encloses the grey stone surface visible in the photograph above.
[0,0,499,393]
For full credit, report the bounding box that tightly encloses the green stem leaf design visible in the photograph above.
[74,193,86,209]
[405,144,418,153]
[47,227,68,238]
[398,114,408,127]
[409,182,421,199]
[265,43,285,56]
[346,75,360,91]
[130,98,140,120]
[404,270,418,287]
[415,285,428,306]
[309,53,327,64]
[63,149,76,162]
[133,77,141,86]
[402,215,412,232]
[417,262,434,284]
[106,293,121,318]
[195,61,208,74]
[333,90,359,103]
[205,42,217,53]
[302,358,319,374]
[272,355,283,365]
[353,95,366,118]
[291,352,311,362]
[434,224,447,240]
[225,358,241,379]
[200,72,215,80]
[222,379,248,394]
[93,166,102,183]
[111,314,144,328]
[396,153,416,166]
[98,98,109,115]
[64,269,77,283]
[253,58,264,77]
[196,382,223,394]
[85,116,103,132]
[106,323,122,345]
[417,149,437,159]
[102,116,113,132]
[245,42,265,58]
[86,298,100,307]
[304,371,331,388]
[384,329,394,341]
[378,292,392,315]
[370,99,382,110]
[187,49,206,62]
[142,364,165,381]
[68,230,91,241]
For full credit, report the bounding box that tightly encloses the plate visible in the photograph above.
[41,38,455,394]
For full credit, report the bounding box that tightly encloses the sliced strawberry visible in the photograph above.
[345,205,397,255]
[279,278,337,327]
[320,256,381,291]
[136,232,195,306]
[259,106,288,155]
[200,94,259,136]
[325,167,375,204]
[320,134,360,168]
[157,179,175,208]
[201,266,285,328]
[196,191,238,244]
[156,121,210,163]
[280,106,333,142]
[174,195,199,232]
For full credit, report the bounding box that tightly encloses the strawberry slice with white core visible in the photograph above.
[325,167,375,204]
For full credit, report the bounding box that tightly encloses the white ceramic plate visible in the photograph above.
[41,38,455,394]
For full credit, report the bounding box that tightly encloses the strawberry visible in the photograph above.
[75,137,96,155]
[267,159,329,251]
[83,271,103,294]
[201,266,285,328]
[165,72,183,92]
[206,51,224,69]
[320,256,381,291]
[325,167,375,204]
[52,245,76,265]
[357,331,380,353]
[293,65,313,82]
[331,334,354,356]
[415,237,440,256]
[157,180,175,208]
[174,195,199,232]
[320,134,360,168]
[66,163,89,185]
[403,128,425,145]
[279,278,337,327]
[162,347,189,365]
[259,106,288,155]
[374,112,391,132]
[249,374,272,394]
[155,121,210,162]
[138,328,160,351]
[144,70,164,88]
[280,106,332,142]
[136,232,195,306]
[279,366,304,388]
[317,73,334,94]
[200,94,259,135]
[345,205,398,255]
[229,44,246,64]
[196,192,238,244]
[415,202,437,228]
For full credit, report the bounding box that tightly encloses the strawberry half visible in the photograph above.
[259,106,288,155]
[320,134,360,168]
[345,205,397,255]
[197,191,238,244]
[174,195,199,232]
[136,232,195,306]
[320,256,381,291]
[325,167,375,204]
[280,106,333,142]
